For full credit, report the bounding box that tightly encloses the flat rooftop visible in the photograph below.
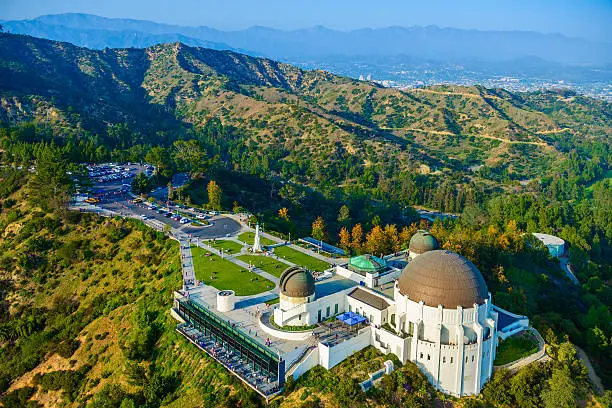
[187,285,309,356]
[315,275,358,298]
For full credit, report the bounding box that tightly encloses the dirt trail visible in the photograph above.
[380,127,550,147]
[575,345,604,395]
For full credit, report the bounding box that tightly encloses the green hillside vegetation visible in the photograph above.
[0,33,610,407]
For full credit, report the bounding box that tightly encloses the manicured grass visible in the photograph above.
[273,245,330,272]
[238,231,276,246]
[191,246,274,296]
[205,239,245,254]
[494,334,539,365]
[236,254,290,278]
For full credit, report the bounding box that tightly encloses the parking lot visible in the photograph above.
[83,163,241,239]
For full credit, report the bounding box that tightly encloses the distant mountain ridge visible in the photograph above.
[2,13,611,66]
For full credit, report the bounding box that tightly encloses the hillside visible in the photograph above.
[0,32,610,193]
[0,171,607,408]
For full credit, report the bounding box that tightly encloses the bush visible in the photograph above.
[0,386,38,407]
[56,339,80,358]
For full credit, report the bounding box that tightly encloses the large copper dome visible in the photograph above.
[409,230,439,254]
[279,266,315,298]
[398,250,488,308]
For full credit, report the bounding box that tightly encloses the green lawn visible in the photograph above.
[191,246,274,296]
[205,239,245,254]
[238,231,276,246]
[273,245,330,272]
[494,334,539,365]
[236,254,290,278]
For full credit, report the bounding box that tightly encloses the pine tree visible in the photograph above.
[337,205,351,226]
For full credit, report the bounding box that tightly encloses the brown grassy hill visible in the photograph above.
[1,33,610,185]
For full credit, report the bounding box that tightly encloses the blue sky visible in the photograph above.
[2,0,611,42]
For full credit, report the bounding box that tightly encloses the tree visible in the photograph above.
[167,181,174,200]
[173,140,206,179]
[312,216,327,241]
[278,207,290,222]
[541,367,577,408]
[482,369,514,407]
[145,147,173,178]
[279,184,305,208]
[339,227,351,254]
[351,224,364,253]
[207,180,222,211]
[365,225,388,256]
[28,144,71,211]
[337,205,351,227]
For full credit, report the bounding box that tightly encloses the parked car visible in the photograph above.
[180,218,190,224]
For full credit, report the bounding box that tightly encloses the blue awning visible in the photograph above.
[336,311,367,326]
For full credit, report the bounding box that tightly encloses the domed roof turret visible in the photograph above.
[279,266,315,298]
[349,254,387,274]
[398,250,488,308]
[409,230,439,254]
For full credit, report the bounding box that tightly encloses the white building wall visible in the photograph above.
[335,265,366,284]
[371,327,411,362]
[303,291,347,324]
[290,347,320,380]
[347,297,384,325]
[319,327,372,369]
[391,291,500,397]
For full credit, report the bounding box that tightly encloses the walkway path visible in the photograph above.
[559,256,579,285]
[286,243,341,265]
[180,240,196,288]
[576,345,604,395]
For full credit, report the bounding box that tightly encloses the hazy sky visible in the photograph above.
[2,0,611,42]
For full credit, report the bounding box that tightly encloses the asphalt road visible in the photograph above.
[89,166,241,239]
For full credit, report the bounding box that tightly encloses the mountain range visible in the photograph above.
[0,31,610,196]
[2,13,611,67]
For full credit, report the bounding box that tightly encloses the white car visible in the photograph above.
[140,214,149,220]
[196,214,206,219]
[180,217,190,224]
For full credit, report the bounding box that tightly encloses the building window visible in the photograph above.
[472,355,474,362]
[427,354,430,361]
[443,357,446,363]
[349,305,352,312]
[420,353,423,359]
[465,356,468,363]
[370,314,373,322]
[334,304,338,314]
[326,306,330,317]
[450,357,453,364]
[299,314,301,320]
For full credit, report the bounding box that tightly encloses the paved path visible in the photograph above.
[286,243,345,265]
[576,345,604,395]
[180,240,196,287]
[559,256,579,285]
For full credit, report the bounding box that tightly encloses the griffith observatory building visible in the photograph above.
[271,231,528,396]
[173,230,530,398]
